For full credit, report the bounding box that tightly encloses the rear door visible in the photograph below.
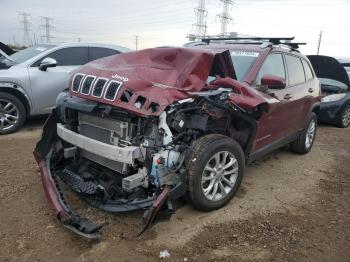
[28,47,88,114]
[284,54,315,132]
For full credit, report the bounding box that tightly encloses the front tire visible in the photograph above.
[187,134,245,211]
[0,92,26,135]
[337,104,350,128]
[291,112,317,154]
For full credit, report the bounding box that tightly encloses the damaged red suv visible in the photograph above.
[34,37,321,238]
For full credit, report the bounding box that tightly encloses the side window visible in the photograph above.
[32,47,88,67]
[88,47,119,62]
[302,59,313,81]
[285,55,306,85]
[256,53,285,85]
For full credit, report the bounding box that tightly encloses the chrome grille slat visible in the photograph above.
[71,73,85,93]
[81,75,96,95]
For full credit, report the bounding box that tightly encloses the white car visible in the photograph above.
[0,43,130,134]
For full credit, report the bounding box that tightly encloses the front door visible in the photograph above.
[28,47,88,114]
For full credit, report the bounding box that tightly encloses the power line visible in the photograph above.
[217,0,234,37]
[40,16,55,43]
[187,0,207,41]
[317,30,323,55]
[18,12,32,46]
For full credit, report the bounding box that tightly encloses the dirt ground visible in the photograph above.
[0,118,349,262]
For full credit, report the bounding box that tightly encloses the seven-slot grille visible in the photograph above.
[71,74,85,92]
[81,75,96,95]
[71,75,122,102]
[104,81,122,101]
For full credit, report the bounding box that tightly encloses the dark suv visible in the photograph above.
[34,37,320,238]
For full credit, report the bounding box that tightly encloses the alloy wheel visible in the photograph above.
[201,151,239,201]
[0,99,19,131]
[342,106,350,127]
[305,119,316,149]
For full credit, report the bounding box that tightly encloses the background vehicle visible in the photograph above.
[0,43,130,134]
[34,38,320,238]
[308,55,350,128]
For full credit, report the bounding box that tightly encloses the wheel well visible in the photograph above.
[206,113,257,158]
[0,87,31,116]
[312,105,320,115]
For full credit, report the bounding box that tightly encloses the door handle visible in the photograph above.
[308,88,314,93]
[284,94,293,100]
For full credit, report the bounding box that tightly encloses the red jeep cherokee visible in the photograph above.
[34,37,320,238]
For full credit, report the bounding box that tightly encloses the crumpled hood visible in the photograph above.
[70,47,236,116]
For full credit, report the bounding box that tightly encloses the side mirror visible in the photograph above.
[261,75,286,89]
[39,57,57,71]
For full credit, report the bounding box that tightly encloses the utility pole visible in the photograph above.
[317,30,322,55]
[40,16,55,43]
[135,35,139,50]
[187,0,207,41]
[18,12,32,46]
[217,0,234,37]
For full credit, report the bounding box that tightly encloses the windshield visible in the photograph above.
[0,52,14,69]
[10,45,55,64]
[230,50,259,81]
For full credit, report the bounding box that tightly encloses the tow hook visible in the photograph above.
[138,185,174,236]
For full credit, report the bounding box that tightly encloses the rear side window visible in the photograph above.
[32,47,88,66]
[88,47,119,62]
[256,53,285,84]
[285,55,305,85]
[302,59,313,81]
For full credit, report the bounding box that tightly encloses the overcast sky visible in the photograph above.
[1,0,349,56]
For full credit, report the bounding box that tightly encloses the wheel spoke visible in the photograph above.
[221,151,228,166]
[224,166,238,176]
[223,158,237,169]
[209,182,219,200]
[202,174,214,182]
[0,119,4,129]
[222,176,234,187]
[214,153,221,169]
[205,166,215,172]
[3,102,11,111]
[218,181,227,196]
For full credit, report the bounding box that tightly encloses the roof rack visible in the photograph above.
[201,37,295,44]
[200,37,307,49]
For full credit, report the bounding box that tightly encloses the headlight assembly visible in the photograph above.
[321,93,346,103]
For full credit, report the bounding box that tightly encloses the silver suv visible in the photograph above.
[0,43,130,134]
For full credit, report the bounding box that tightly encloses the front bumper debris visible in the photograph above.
[33,111,186,238]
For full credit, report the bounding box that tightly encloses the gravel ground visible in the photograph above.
[0,118,349,262]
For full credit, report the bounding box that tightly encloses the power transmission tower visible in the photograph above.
[217,0,234,37]
[40,16,55,43]
[187,0,207,41]
[135,35,139,50]
[18,12,32,46]
[317,30,322,55]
